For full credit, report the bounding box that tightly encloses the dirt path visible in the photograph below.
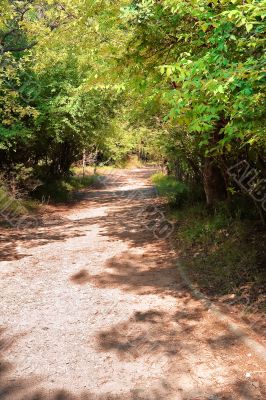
[0,169,265,400]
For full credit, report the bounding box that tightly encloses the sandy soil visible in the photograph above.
[0,168,265,400]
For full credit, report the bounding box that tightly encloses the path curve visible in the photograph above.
[0,168,265,400]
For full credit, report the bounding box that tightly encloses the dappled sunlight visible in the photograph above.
[70,249,183,297]
[1,0,265,396]
[0,219,87,262]
[1,322,265,400]
[1,169,265,399]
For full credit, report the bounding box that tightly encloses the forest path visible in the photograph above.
[0,168,265,400]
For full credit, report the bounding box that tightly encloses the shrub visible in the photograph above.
[32,175,99,203]
[152,173,189,205]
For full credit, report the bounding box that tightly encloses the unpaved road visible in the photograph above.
[0,169,265,400]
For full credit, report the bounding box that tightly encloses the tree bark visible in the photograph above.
[202,117,229,206]
[82,149,86,178]
[203,157,227,206]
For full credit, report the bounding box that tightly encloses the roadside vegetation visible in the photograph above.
[152,173,265,334]
[32,175,99,203]
[0,1,265,321]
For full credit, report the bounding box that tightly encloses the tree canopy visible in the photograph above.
[0,0,265,208]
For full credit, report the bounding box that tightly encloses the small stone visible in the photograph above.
[252,381,260,388]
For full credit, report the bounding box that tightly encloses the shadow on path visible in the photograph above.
[1,326,264,400]
[0,170,157,262]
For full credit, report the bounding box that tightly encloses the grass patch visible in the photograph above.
[173,205,262,285]
[152,173,189,205]
[153,173,265,332]
[0,186,39,226]
[33,175,99,203]
[170,203,265,320]
[0,187,25,216]
[72,165,114,176]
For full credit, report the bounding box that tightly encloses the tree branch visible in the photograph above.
[3,41,37,53]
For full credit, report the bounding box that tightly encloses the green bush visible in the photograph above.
[0,185,39,226]
[32,175,99,203]
[183,208,232,244]
[0,187,24,215]
[151,173,189,205]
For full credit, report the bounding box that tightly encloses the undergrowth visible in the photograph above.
[0,186,39,226]
[152,173,189,205]
[152,173,266,334]
[32,175,99,203]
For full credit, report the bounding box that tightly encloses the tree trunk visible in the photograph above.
[202,117,229,206]
[82,149,86,178]
[203,157,227,206]
[50,142,74,177]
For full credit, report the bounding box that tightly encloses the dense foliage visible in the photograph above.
[0,0,265,213]
[0,0,124,179]
[120,0,266,207]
